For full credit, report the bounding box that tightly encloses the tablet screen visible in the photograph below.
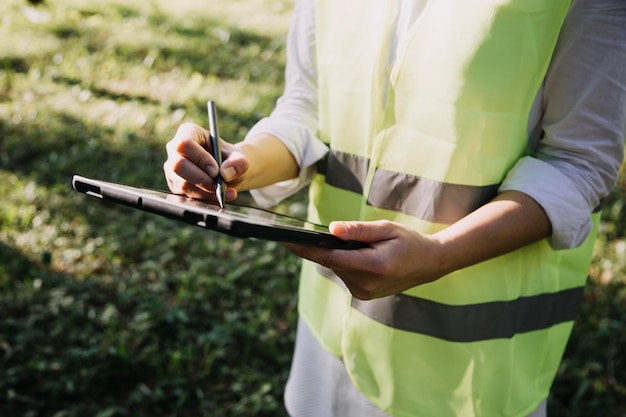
[143,189,330,233]
[73,175,367,248]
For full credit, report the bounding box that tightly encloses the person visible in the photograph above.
[163,0,626,415]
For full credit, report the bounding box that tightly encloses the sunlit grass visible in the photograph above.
[0,0,289,141]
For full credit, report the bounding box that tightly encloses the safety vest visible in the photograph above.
[299,0,600,416]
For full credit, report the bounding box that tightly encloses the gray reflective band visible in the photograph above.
[317,150,369,194]
[369,169,500,224]
[351,287,584,342]
[317,150,499,224]
[316,265,583,342]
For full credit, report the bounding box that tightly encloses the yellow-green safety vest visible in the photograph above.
[299,0,600,416]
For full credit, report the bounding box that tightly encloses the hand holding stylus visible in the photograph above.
[164,126,242,204]
[164,111,299,203]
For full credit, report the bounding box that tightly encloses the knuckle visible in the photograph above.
[338,273,377,301]
[165,139,178,156]
[179,181,190,194]
[177,122,200,138]
[174,138,194,154]
[169,157,186,176]
[350,285,374,301]
[169,123,207,150]
[166,137,190,158]
[361,280,379,298]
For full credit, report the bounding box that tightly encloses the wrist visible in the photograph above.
[236,134,299,190]
[425,233,458,280]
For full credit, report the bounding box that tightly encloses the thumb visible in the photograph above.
[329,220,395,243]
[220,149,249,183]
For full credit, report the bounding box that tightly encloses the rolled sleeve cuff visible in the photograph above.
[249,165,317,208]
[499,156,593,250]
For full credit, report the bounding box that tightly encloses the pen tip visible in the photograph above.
[215,183,225,209]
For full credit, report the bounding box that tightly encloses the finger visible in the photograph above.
[169,138,220,179]
[172,122,209,146]
[284,243,383,300]
[165,168,211,200]
[166,154,216,191]
[330,220,396,243]
[167,124,220,178]
[165,166,238,202]
[164,163,208,196]
[284,243,339,267]
[286,241,374,275]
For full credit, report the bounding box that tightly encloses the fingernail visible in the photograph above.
[222,166,236,182]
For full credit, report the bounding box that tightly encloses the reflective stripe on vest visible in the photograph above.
[316,149,602,225]
[317,150,501,224]
[317,264,585,342]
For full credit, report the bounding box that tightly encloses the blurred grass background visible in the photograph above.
[0,0,625,416]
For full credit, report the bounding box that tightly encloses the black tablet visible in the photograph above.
[72,175,364,249]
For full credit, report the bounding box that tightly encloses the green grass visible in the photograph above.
[0,0,625,416]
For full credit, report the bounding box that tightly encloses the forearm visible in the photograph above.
[233,133,300,191]
[431,190,552,276]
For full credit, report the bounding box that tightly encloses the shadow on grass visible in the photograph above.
[0,195,298,417]
[0,241,140,416]
[0,239,212,416]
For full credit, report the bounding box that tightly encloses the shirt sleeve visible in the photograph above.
[247,0,328,207]
[499,0,626,250]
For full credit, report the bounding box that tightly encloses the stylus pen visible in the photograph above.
[207,100,225,209]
